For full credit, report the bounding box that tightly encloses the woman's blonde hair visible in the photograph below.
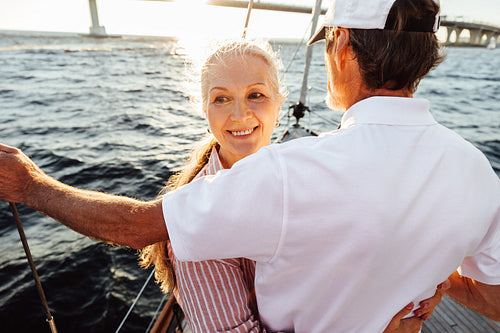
[138,135,218,293]
[138,38,286,293]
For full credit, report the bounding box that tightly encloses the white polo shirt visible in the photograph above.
[163,96,500,332]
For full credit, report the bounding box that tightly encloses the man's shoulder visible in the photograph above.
[435,124,486,157]
[274,131,339,152]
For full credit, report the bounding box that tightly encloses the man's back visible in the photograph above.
[164,97,500,332]
[256,97,499,331]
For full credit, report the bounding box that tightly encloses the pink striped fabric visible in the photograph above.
[167,148,265,332]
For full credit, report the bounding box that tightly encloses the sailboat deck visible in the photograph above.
[422,296,500,332]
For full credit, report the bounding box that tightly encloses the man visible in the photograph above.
[1,0,499,331]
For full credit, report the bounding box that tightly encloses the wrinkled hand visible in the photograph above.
[413,279,450,321]
[383,302,422,333]
[383,279,450,333]
[0,143,46,204]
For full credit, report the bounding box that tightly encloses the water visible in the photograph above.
[0,30,499,333]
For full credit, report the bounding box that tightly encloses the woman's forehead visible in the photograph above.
[208,56,273,88]
[212,52,270,70]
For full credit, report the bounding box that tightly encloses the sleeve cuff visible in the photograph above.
[162,192,191,261]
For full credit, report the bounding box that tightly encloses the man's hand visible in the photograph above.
[0,143,46,204]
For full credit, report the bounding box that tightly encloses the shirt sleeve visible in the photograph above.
[459,163,500,285]
[459,206,500,285]
[163,145,286,263]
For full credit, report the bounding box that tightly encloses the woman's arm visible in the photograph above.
[0,143,167,249]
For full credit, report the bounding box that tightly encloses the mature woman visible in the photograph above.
[139,39,445,332]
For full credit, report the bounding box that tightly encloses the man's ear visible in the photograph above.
[333,28,351,71]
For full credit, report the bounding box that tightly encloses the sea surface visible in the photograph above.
[0,30,499,333]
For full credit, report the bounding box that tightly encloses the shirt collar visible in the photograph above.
[196,146,225,179]
[208,146,224,171]
[340,96,437,129]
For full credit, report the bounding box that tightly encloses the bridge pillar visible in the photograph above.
[483,32,495,46]
[445,26,464,44]
[88,0,107,36]
[469,28,483,45]
[454,28,463,44]
[492,33,499,47]
[445,27,454,43]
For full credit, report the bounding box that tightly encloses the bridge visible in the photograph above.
[441,16,500,47]
[87,0,500,47]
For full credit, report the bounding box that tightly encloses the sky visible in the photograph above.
[0,0,499,40]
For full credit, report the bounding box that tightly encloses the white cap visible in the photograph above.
[308,0,440,45]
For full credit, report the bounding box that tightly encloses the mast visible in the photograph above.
[288,0,322,126]
[299,0,322,104]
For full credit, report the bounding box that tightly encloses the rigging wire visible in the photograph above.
[115,267,156,333]
[280,18,313,82]
[278,0,339,129]
[278,17,313,125]
[145,293,168,333]
[9,202,58,333]
[307,107,339,126]
[242,0,254,39]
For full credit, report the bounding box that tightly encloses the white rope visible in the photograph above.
[115,267,156,333]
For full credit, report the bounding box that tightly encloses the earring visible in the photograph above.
[275,121,280,128]
[207,128,212,134]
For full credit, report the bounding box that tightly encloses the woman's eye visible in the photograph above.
[214,96,229,104]
[249,92,264,100]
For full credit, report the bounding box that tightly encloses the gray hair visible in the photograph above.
[185,38,288,112]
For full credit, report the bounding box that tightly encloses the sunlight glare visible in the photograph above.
[173,0,247,66]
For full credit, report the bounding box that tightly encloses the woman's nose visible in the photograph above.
[230,100,252,122]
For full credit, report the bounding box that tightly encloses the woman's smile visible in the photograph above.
[228,126,258,137]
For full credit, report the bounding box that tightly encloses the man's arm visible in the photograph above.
[0,144,167,249]
[446,270,500,321]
